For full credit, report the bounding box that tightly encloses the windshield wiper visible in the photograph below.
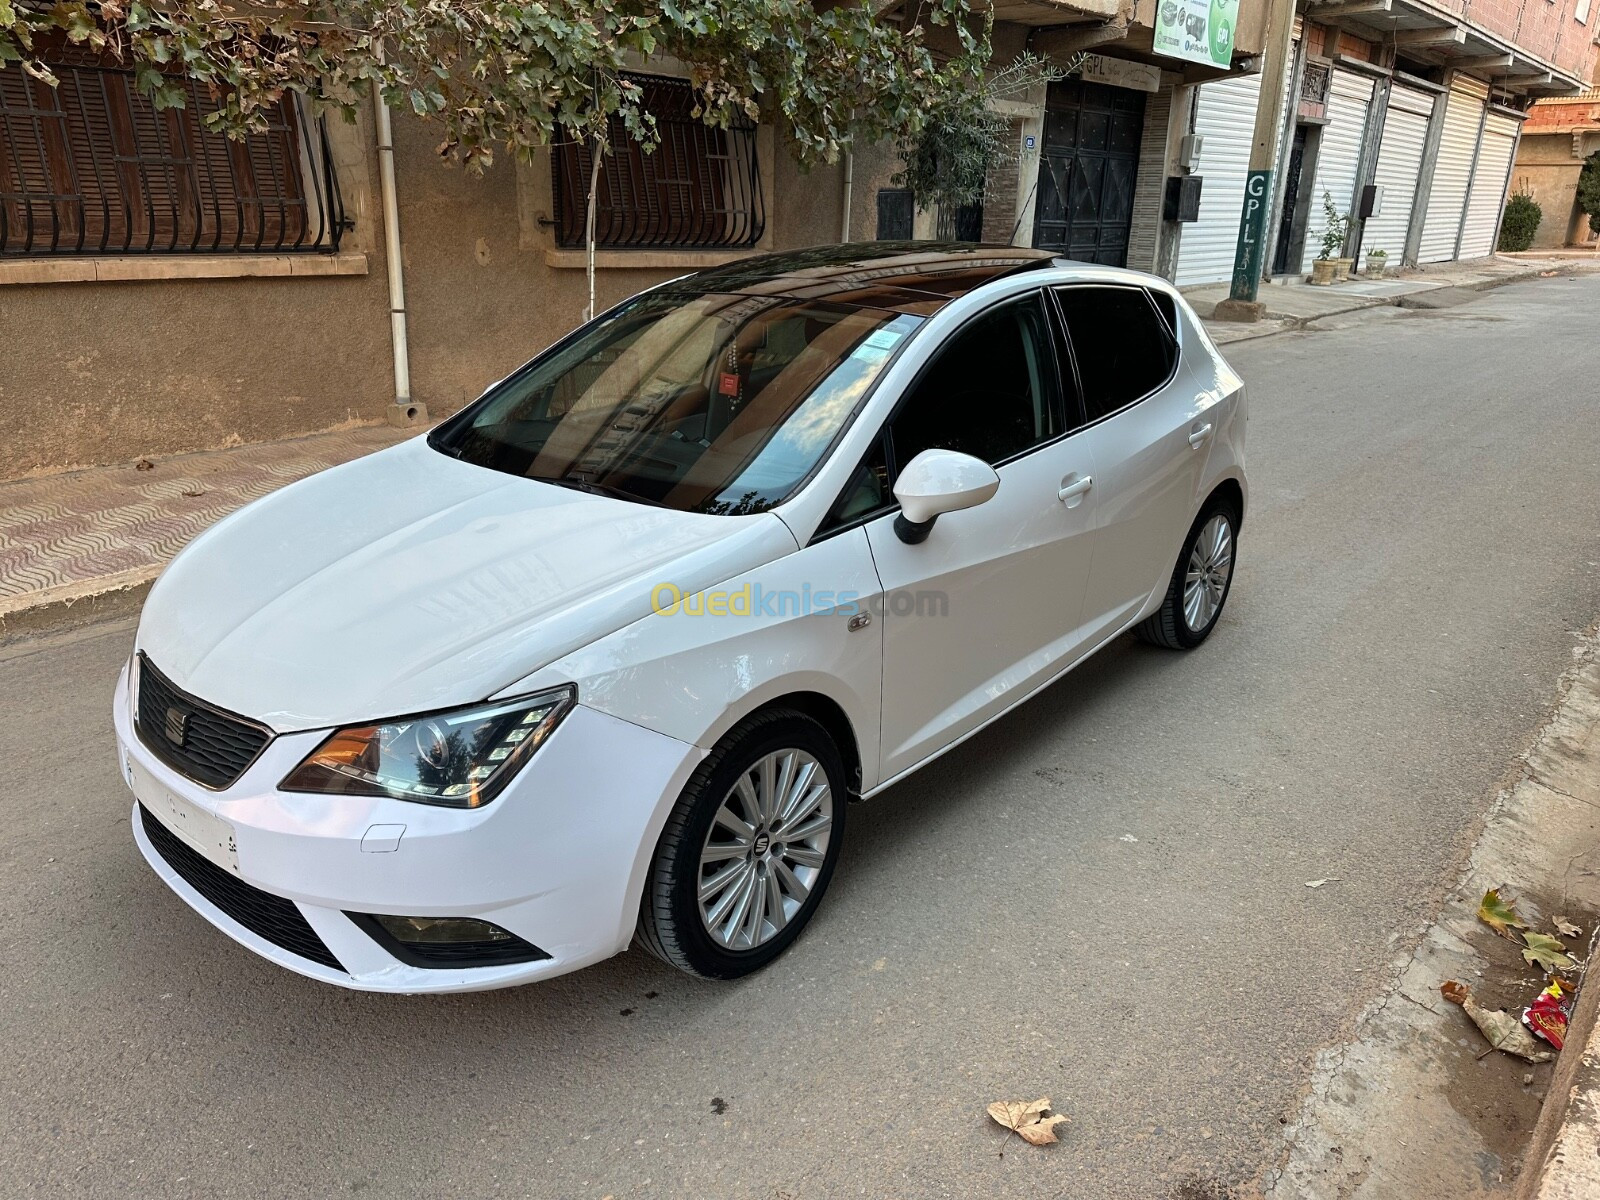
[534,473,663,507]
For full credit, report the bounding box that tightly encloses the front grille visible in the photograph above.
[135,654,272,789]
[139,804,345,973]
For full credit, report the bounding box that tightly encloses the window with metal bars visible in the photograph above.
[551,74,765,250]
[0,39,344,257]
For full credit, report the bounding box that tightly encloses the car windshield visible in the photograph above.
[432,291,923,514]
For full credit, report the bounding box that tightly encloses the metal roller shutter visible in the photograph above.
[1419,76,1488,262]
[1458,111,1520,258]
[1299,69,1374,274]
[1175,73,1262,287]
[1360,85,1434,263]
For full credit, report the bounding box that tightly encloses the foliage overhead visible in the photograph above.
[0,0,994,169]
[894,51,1069,215]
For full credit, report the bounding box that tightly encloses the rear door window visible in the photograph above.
[1053,286,1179,423]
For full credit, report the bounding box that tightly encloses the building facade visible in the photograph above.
[1509,65,1600,248]
[1,3,1279,480]
[1174,0,1599,284]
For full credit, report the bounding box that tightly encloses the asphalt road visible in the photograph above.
[4,274,1599,1200]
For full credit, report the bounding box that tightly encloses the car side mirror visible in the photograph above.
[892,449,1000,544]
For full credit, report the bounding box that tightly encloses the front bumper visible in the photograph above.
[114,664,703,993]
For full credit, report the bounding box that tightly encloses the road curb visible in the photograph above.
[0,573,154,646]
[1516,932,1600,1198]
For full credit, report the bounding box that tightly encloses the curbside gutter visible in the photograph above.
[1517,931,1600,1198]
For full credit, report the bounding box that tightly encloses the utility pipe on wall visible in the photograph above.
[374,101,416,418]
[840,151,854,243]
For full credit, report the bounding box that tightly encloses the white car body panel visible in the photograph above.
[116,663,704,991]
[117,252,1247,992]
[136,437,797,731]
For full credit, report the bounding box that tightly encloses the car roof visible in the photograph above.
[656,242,1060,316]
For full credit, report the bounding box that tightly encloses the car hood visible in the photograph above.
[136,438,798,732]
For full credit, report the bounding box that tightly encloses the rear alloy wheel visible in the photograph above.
[1136,501,1238,650]
[637,710,847,978]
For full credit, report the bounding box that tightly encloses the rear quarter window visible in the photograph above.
[1054,285,1179,423]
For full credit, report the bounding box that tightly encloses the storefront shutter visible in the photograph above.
[1298,69,1374,274]
[1418,75,1489,263]
[1175,73,1264,287]
[1360,85,1434,264]
[1457,111,1520,258]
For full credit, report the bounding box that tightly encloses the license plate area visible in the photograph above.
[128,757,240,874]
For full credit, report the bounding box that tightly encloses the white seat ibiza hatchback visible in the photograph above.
[115,244,1247,993]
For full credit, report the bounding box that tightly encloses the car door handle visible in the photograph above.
[1057,475,1093,506]
[1188,423,1213,449]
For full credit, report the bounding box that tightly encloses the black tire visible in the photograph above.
[636,708,848,979]
[1135,497,1240,650]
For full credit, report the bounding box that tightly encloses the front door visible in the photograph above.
[1032,80,1146,267]
[864,293,1098,781]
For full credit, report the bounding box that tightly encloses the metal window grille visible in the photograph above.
[1,46,344,257]
[552,74,764,250]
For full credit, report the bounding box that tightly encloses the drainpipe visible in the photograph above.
[375,101,423,426]
[840,151,854,243]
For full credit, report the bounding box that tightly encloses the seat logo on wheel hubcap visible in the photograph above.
[752,832,771,856]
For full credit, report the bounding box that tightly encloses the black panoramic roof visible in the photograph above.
[658,242,1058,315]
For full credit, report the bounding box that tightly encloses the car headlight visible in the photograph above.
[279,686,575,809]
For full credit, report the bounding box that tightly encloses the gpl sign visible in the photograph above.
[1229,169,1273,301]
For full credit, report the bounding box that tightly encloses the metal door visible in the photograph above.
[1298,69,1375,274]
[1175,73,1262,286]
[1032,80,1146,266]
[1459,111,1520,258]
[1361,84,1434,263]
[1273,125,1311,274]
[1419,76,1488,262]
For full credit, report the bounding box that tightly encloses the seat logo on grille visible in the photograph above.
[163,705,191,747]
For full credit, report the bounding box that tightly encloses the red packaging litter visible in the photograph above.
[1522,982,1573,1050]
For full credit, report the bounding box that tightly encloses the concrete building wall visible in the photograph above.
[0,101,848,481]
[1510,130,1600,247]
[0,113,393,480]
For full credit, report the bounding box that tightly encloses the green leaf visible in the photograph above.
[1522,931,1576,974]
[1477,888,1528,937]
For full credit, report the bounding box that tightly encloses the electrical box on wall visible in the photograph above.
[1359,184,1384,220]
[1177,133,1205,171]
[1164,176,1203,223]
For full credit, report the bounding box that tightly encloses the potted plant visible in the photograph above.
[1311,192,1349,285]
[1365,247,1388,277]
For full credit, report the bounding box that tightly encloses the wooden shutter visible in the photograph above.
[2,35,328,256]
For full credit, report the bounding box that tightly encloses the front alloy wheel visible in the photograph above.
[697,748,833,951]
[637,710,847,978]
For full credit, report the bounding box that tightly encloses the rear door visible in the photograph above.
[1052,285,1214,644]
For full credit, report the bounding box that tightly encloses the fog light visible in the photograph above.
[374,915,512,945]
[348,912,550,969]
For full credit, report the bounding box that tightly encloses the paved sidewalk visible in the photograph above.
[1189,251,1600,345]
[0,424,417,636]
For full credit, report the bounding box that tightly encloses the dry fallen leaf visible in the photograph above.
[1522,931,1576,974]
[1441,979,1554,1063]
[987,1098,1070,1146]
[1477,888,1528,938]
[1553,915,1581,938]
